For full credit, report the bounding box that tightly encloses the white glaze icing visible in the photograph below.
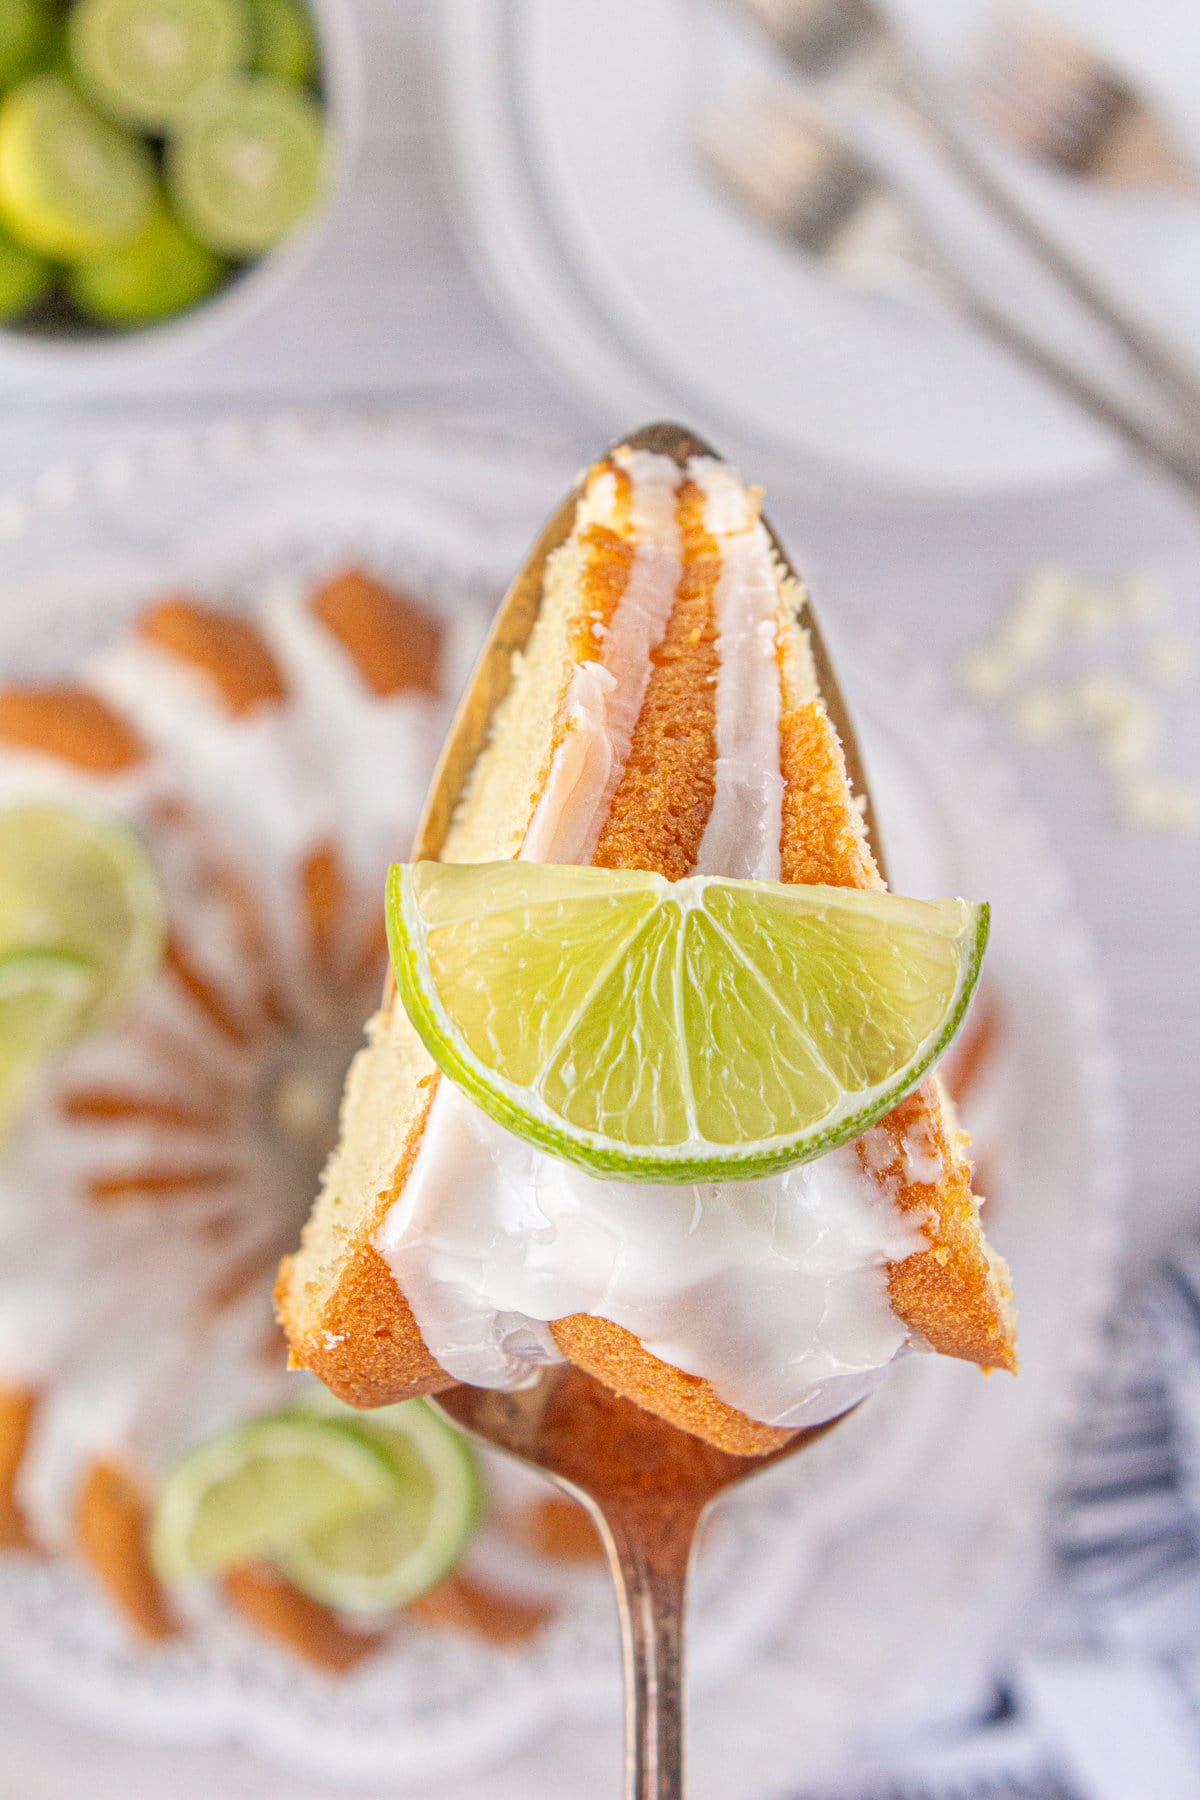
[377,457,927,1429]
[521,448,682,866]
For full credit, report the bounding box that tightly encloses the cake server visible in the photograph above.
[406,420,881,1799]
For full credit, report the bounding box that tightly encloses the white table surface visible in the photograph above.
[0,1,1196,1792]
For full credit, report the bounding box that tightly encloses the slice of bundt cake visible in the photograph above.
[279,450,1016,1458]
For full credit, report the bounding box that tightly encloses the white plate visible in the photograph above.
[0,416,1123,1795]
[434,0,1200,497]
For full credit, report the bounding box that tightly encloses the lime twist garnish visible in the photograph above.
[150,1412,401,1584]
[0,802,166,1035]
[0,74,155,259]
[151,1401,484,1614]
[0,803,165,1139]
[167,71,325,257]
[0,951,95,1134]
[387,862,990,1184]
[69,0,254,133]
[278,1399,485,1613]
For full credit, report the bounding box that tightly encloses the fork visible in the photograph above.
[731,0,1200,432]
[698,88,1200,508]
[412,419,875,1798]
[968,12,1200,200]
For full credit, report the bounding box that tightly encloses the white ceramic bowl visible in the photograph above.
[0,0,363,377]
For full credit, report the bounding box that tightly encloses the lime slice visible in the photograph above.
[151,1413,404,1584]
[0,218,51,318]
[67,194,226,322]
[387,862,990,1183]
[278,1400,484,1615]
[0,0,53,91]
[69,0,253,132]
[0,75,154,259]
[167,72,324,257]
[0,803,166,1034]
[0,951,95,1135]
[246,0,316,85]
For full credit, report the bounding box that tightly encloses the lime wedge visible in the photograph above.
[387,862,990,1183]
[150,1413,402,1585]
[67,194,226,322]
[167,72,324,256]
[0,0,54,91]
[0,951,95,1136]
[69,0,253,132]
[0,218,51,318]
[246,0,316,85]
[0,803,165,1034]
[278,1401,484,1615]
[0,75,154,259]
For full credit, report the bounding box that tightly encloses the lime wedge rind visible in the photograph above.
[387,863,990,1184]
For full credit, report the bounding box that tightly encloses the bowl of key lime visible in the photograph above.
[0,0,360,354]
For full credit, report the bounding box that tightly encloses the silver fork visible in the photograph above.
[698,87,1200,507]
[730,0,1200,430]
[967,12,1200,200]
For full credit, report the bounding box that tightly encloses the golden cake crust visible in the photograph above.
[138,599,288,715]
[0,1387,37,1550]
[75,1460,179,1642]
[0,688,145,772]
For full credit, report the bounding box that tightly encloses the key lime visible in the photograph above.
[150,1413,402,1584]
[0,218,50,318]
[0,803,165,1034]
[387,862,989,1183]
[0,75,154,259]
[67,194,226,322]
[0,951,95,1135]
[278,1400,484,1614]
[246,0,316,85]
[0,0,53,91]
[167,71,324,256]
[69,0,253,132]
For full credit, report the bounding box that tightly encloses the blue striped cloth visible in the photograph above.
[785,1239,1200,1800]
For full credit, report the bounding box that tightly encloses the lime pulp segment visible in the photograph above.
[0,75,155,259]
[149,1413,401,1584]
[167,71,324,256]
[388,862,990,1183]
[278,1400,484,1614]
[0,802,166,1034]
[70,0,254,132]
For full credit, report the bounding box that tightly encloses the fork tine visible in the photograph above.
[733,0,885,75]
[697,88,866,251]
